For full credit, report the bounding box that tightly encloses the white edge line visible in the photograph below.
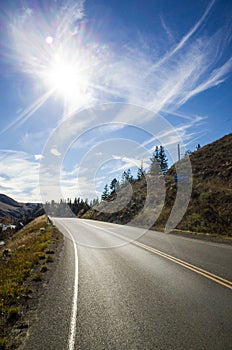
[67,226,79,350]
[52,219,79,350]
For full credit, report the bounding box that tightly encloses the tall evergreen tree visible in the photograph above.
[101,184,109,200]
[159,145,168,174]
[121,169,133,183]
[137,160,145,180]
[92,197,99,206]
[150,146,160,174]
[150,145,168,174]
[109,178,119,193]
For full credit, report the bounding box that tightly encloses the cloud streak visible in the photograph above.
[0,150,40,202]
[150,0,216,72]
[4,0,231,133]
[0,90,53,136]
[179,56,232,104]
[1,0,232,202]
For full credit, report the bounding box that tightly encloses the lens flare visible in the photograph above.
[45,36,53,45]
[44,54,89,101]
[5,1,109,121]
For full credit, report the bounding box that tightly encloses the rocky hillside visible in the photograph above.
[0,194,42,220]
[0,194,29,219]
[82,133,232,236]
[0,194,44,237]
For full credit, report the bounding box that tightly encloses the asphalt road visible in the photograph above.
[23,218,232,350]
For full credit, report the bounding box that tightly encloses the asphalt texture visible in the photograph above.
[23,218,232,350]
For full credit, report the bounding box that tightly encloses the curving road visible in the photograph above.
[23,218,232,350]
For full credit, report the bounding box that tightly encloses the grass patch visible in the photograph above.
[0,215,61,347]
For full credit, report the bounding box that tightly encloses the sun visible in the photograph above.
[45,54,89,101]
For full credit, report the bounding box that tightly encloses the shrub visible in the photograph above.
[45,249,54,254]
[7,307,20,322]
[41,265,48,273]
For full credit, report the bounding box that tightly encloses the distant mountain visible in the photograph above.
[82,133,232,236]
[0,194,44,224]
[0,194,21,208]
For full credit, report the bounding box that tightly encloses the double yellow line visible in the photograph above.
[133,241,232,290]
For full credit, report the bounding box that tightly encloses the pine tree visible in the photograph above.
[101,184,109,200]
[159,145,168,174]
[150,146,160,174]
[150,145,168,174]
[137,160,145,180]
[71,197,77,215]
[121,169,133,184]
[92,197,99,206]
[109,178,119,193]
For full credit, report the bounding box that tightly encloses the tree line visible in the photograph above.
[44,197,95,217]
[102,145,168,200]
[44,145,168,216]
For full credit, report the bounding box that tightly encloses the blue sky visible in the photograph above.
[0,0,231,202]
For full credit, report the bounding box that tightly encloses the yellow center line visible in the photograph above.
[133,241,232,291]
[79,220,232,291]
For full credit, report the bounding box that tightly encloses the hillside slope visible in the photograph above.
[0,194,43,219]
[0,194,45,237]
[83,133,232,236]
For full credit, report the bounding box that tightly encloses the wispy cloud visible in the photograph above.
[179,56,232,104]
[160,15,175,44]
[1,0,232,202]
[150,0,216,72]
[50,148,61,157]
[34,154,43,160]
[107,32,232,114]
[0,150,40,202]
[0,90,53,135]
[142,114,206,161]
[4,0,232,133]
[111,156,149,172]
[61,175,100,200]
[20,130,51,152]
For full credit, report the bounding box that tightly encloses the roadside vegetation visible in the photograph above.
[36,134,232,238]
[0,215,62,349]
[83,133,232,237]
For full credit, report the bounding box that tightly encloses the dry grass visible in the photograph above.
[0,215,61,349]
[82,133,232,237]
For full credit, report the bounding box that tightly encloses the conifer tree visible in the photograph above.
[150,146,160,174]
[159,145,168,174]
[101,184,109,200]
[150,145,168,174]
[137,161,145,179]
[110,178,119,193]
[121,169,133,183]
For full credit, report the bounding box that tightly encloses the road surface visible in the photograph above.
[23,218,232,350]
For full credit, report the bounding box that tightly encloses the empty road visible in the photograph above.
[23,218,232,350]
